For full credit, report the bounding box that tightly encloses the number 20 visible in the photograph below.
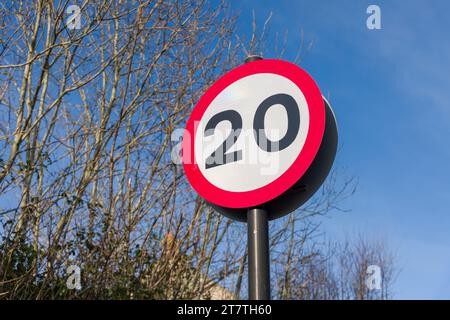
[204,93,300,169]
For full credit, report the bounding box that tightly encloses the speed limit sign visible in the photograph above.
[182,59,337,221]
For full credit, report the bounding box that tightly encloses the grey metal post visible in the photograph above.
[245,55,263,63]
[243,55,270,300]
[247,208,270,300]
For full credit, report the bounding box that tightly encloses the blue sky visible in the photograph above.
[233,0,450,299]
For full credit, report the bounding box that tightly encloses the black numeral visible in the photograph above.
[204,110,243,169]
[253,93,300,152]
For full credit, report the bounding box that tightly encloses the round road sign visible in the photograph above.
[182,59,336,220]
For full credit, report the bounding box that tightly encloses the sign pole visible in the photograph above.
[244,55,270,300]
[247,208,271,299]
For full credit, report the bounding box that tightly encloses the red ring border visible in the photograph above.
[182,59,325,208]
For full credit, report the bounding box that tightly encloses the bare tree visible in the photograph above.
[274,233,396,300]
[0,0,243,299]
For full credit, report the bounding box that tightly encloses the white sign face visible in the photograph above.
[183,59,325,209]
[194,73,310,192]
